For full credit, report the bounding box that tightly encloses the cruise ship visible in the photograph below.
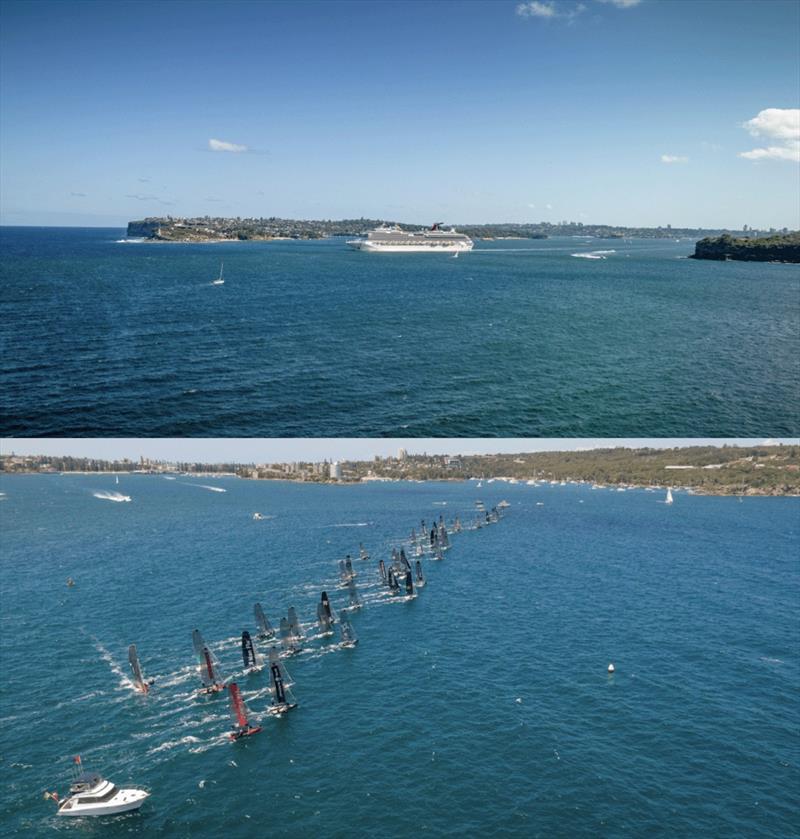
[348,223,473,253]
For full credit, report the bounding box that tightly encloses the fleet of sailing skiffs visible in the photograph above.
[46,503,505,817]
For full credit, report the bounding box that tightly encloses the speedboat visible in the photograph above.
[50,770,149,817]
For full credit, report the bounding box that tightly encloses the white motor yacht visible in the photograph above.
[52,770,149,817]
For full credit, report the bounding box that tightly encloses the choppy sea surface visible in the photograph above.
[0,475,797,837]
[1,227,798,436]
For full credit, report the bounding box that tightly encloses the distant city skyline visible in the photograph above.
[2,439,795,464]
[1,0,798,230]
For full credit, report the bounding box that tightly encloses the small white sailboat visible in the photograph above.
[212,261,225,285]
[46,756,149,817]
[665,488,674,505]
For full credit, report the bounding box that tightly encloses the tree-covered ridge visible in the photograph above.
[126,216,783,243]
[691,232,800,262]
[3,445,798,496]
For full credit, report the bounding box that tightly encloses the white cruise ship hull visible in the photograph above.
[349,240,473,253]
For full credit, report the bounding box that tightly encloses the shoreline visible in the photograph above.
[1,471,796,497]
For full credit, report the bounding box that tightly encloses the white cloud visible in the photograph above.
[208,138,248,153]
[739,108,800,163]
[527,203,536,208]
[661,154,688,164]
[516,1,585,19]
[517,1,557,17]
[743,108,799,141]
[739,143,800,162]
[596,0,641,7]
[545,203,553,210]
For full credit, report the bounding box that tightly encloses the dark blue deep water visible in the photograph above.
[0,476,797,837]
[1,227,798,436]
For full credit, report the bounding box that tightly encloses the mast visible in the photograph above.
[415,560,425,586]
[317,601,332,634]
[347,577,361,608]
[192,628,206,659]
[267,647,297,711]
[254,603,274,638]
[241,630,259,669]
[321,590,336,624]
[287,606,304,642]
[339,618,358,647]
[128,644,148,693]
[229,682,248,728]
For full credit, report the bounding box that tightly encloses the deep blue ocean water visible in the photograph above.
[0,475,797,837]
[1,227,798,436]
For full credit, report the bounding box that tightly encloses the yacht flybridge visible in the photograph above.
[47,759,149,817]
[347,223,473,253]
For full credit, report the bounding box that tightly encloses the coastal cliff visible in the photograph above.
[690,232,800,263]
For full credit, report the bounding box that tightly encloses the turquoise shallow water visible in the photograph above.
[1,227,798,436]
[0,475,798,837]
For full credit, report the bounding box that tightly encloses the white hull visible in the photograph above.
[58,790,149,817]
[350,241,472,253]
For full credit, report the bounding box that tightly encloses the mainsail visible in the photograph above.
[279,617,296,653]
[254,603,274,639]
[128,644,148,693]
[192,628,206,659]
[241,630,260,670]
[267,647,298,712]
[415,560,426,587]
[404,571,415,596]
[229,682,249,728]
[339,618,358,647]
[199,645,224,690]
[228,682,261,739]
[347,577,361,608]
[321,590,336,624]
[317,600,333,634]
[287,606,304,641]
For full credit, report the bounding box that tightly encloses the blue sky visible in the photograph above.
[1,0,798,229]
[2,439,796,463]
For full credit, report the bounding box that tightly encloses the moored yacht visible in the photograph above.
[348,223,473,253]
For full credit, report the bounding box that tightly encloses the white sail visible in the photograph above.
[666,488,674,505]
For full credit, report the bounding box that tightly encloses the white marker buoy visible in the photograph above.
[608,663,615,673]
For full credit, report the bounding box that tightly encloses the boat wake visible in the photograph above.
[328,522,371,528]
[571,249,616,260]
[90,636,137,691]
[93,491,131,503]
[178,482,226,493]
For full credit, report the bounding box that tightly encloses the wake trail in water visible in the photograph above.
[176,482,227,493]
[93,490,131,503]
